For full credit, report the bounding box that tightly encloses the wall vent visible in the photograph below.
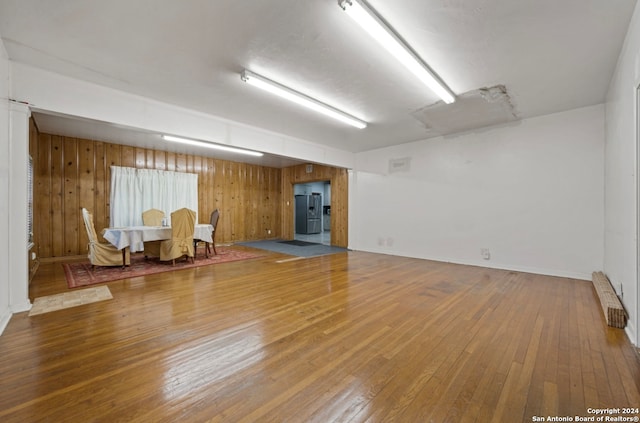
[388,157,411,173]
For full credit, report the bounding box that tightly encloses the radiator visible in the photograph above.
[592,271,627,329]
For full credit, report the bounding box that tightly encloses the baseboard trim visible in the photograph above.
[39,255,86,264]
[10,301,32,314]
[0,309,11,336]
[352,247,592,281]
[625,322,638,348]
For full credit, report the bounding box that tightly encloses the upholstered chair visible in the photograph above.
[160,208,196,265]
[142,208,165,257]
[142,208,165,226]
[82,208,130,268]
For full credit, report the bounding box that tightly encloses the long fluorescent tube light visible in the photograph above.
[338,0,456,104]
[240,69,367,129]
[162,135,264,157]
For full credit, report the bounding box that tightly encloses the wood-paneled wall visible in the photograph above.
[281,164,349,247]
[31,131,283,258]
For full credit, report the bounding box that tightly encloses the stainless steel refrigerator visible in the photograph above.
[295,194,322,234]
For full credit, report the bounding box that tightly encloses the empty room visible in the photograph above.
[1,1,639,421]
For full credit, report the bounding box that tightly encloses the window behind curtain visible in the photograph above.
[109,166,198,227]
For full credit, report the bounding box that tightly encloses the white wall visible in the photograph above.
[604,1,640,346]
[351,105,605,281]
[0,38,11,334]
[294,181,326,196]
[10,63,355,170]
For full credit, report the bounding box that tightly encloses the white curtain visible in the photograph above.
[110,166,198,227]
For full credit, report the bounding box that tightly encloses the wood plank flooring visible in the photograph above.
[1,248,639,422]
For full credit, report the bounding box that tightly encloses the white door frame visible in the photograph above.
[635,83,640,347]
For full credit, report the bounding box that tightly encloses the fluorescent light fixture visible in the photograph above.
[162,135,264,157]
[240,69,367,129]
[338,0,456,104]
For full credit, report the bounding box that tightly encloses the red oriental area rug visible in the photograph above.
[63,248,262,289]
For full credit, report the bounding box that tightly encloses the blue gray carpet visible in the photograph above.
[237,239,349,257]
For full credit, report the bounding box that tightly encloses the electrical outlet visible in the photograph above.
[481,248,490,260]
[267,229,271,235]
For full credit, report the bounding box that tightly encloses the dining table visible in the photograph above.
[102,224,214,266]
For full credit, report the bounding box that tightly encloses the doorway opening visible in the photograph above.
[293,181,331,245]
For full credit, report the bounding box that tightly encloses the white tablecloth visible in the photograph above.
[102,224,214,253]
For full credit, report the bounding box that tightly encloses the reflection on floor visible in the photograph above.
[294,231,330,245]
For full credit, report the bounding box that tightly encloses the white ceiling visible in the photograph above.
[0,0,637,166]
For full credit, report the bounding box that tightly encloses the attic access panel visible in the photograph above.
[411,85,519,137]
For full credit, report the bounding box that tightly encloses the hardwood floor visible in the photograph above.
[1,248,639,422]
